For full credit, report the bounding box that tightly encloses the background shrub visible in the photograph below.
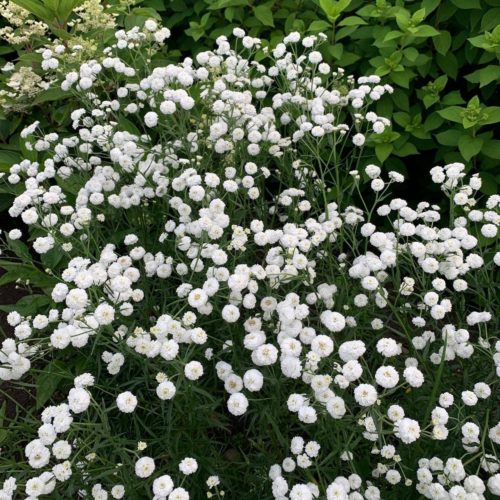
[0,0,498,208]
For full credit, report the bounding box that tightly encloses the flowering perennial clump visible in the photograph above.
[0,21,498,500]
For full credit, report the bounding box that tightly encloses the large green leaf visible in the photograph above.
[253,4,274,27]
[458,135,483,161]
[437,106,463,123]
[11,0,52,22]
[0,294,51,316]
[319,0,351,21]
[32,87,69,106]
[482,139,500,159]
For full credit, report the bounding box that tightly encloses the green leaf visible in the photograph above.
[56,0,82,20]
[433,31,452,55]
[421,0,441,15]
[41,248,64,269]
[338,16,367,26]
[0,294,51,316]
[436,52,459,78]
[131,7,162,20]
[0,260,56,289]
[451,0,481,8]
[375,143,393,163]
[465,65,500,87]
[413,25,440,37]
[0,46,15,55]
[423,96,438,109]
[319,0,351,21]
[36,361,67,409]
[186,26,205,42]
[32,87,68,106]
[482,139,500,159]
[441,91,465,106]
[436,129,462,146]
[10,0,52,22]
[395,9,411,31]
[391,69,413,88]
[458,135,484,161]
[0,402,7,443]
[143,0,168,10]
[482,106,500,125]
[480,172,498,197]
[481,8,500,31]
[253,4,274,27]
[328,43,343,60]
[0,270,23,287]
[207,0,248,8]
[424,113,444,132]
[308,20,332,32]
[393,141,418,157]
[0,150,21,171]
[412,8,427,24]
[403,47,419,62]
[437,106,463,123]
[118,116,141,136]
[435,74,448,91]
[393,112,410,127]
[7,239,30,261]
[383,30,403,42]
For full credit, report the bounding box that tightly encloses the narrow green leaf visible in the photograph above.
[36,361,67,409]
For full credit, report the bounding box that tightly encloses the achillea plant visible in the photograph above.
[0,21,498,500]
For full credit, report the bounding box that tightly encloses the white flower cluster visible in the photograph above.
[270,437,382,500]
[0,21,498,500]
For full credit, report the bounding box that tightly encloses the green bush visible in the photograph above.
[153,0,500,192]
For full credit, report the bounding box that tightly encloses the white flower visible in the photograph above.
[354,384,378,406]
[320,311,346,332]
[222,304,240,323]
[156,381,176,400]
[144,111,158,128]
[116,391,138,413]
[227,392,248,416]
[169,487,190,499]
[375,365,399,389]
[243,369,264,392]
[397,418,421,443]
[152,475,174,497]
[179,457,198,475]
[94,303,115,325]
[184,360,203,380]
[68,387,91,414]
[352,133,365,146]
[135,456,155,478]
